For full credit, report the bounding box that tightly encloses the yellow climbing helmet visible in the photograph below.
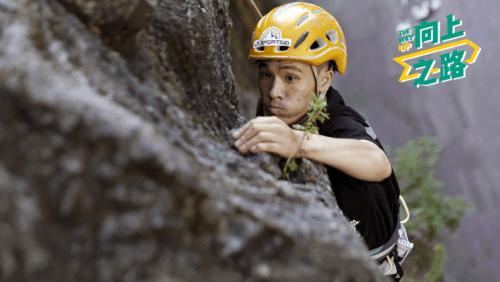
[249,2,347,74]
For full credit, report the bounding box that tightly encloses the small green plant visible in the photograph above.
[282,93,329,180]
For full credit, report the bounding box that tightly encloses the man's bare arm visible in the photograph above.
[233,116,392,182]
[293,131,392,182]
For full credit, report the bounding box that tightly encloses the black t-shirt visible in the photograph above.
[318,87,401,250]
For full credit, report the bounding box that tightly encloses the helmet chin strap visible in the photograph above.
[291,65,327,127]
[311,65,326,100]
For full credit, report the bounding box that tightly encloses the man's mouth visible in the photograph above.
[269,105,285,114]
[270,102,285,110]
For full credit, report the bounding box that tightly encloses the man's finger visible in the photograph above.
[253,116,286,126]
[235,122,280,146]
[233,116,284,139]
[250,142,278,154]
[241,131,277,152]
[235,123,256,148]
[232,122,251,139]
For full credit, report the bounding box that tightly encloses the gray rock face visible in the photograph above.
[0,0,387,281]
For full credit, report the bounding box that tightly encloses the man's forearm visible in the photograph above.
[294,131,392,182]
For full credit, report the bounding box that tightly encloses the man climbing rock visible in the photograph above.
[232,2,410,280]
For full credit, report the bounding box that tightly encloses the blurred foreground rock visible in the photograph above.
[0,0,387,281]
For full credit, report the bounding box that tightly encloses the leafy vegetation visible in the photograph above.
[391,136,475,280]
[282,93,329,180]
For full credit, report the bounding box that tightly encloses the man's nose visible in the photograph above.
[269,77,285,99]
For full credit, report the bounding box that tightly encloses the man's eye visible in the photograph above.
[286,75,296,82]
[260,72,271,78]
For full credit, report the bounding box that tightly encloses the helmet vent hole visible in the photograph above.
[309,38,326,51]
[256,46,264,52]
[276,45,289,52]
[312,10,324,14]
[325,30,338,44]
[296,13,310,27]
[294,31,309,49]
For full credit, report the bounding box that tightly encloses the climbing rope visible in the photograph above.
[246,0,263,18]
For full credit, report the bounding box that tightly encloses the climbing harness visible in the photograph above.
[369,195,414,280]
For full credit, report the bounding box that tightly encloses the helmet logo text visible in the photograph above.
[253,27,292,49]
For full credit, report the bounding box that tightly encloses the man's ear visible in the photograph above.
[318,69,334,93]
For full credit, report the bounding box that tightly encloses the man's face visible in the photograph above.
[258,60,316,125]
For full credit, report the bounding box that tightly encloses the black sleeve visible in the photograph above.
[319,107,393,190]
[320,109,380,147]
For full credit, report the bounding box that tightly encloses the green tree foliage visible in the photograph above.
[423,244,448,281]
[391,136,475,280]
[392,136,475,241]
[403,243,448,282]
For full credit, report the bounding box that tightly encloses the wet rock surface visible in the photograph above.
[0,0,386,281]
